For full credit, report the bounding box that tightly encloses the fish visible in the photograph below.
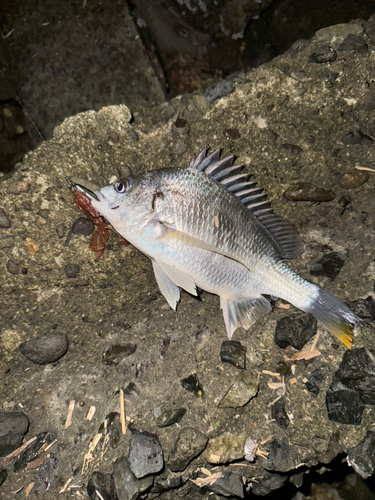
[65,148,368,348]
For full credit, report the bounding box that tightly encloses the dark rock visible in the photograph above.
[341,130,374,146]
[223,127,241,140]
[271,398,290,430]
[283,182,335,202]
[203,80,234,103]
[309,45,337,63]
[309,252,345,280]
[64,263,81,278]
[251,473,287,496]
[33,454,59,494]
[203,469,244,498]
[56,223,66,238]
[305,369,326,395]
[87,471,117,500]
[218,371,258,408]
[0,236,15,249]
[107,130,120,143]
[220,340,246,369]
[266,438,298,472]
[128,432,163,478]
[123,382,140,397]
[280,143,302,156]
[0,412,29,457]
[6,258,21,275]
[173,118,189,136]
[339,170,369,189]
[102,344,137,366]
[127,129,139,142]
[326,381,364,425]
[180,373,204,396]
[0,469,7,487]
[169,428,208,472]
[289,472,304,488]
[99,412,124,450]
[72,217,95,236]
[19,333,69,364]
[365,296,375,318]
[113,456,153,500]
[14,432,57,472]
[155,408,186,428]
[274,312,317,350]
[338,34,368,53]
[347,431,375,479]
[0,208,11,228]
[150,474,184,494]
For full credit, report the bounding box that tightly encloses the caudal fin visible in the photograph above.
[306,287,366,348]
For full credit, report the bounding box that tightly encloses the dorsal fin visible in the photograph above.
[190,148,304,259]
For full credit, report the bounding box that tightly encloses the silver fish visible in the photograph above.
[69,148,366,348]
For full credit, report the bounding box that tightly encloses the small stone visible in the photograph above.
[19,333,69,365]
[172,139,188,156]
[274,313,317,350]
[309,252,345,280]
[107,130,120,143]
[203,469,244,498]
[155,408,186,428]
[218,371,258,408]
[22,201,31,210]
[14,432,56,472]
[8,181,30,194]
[223,127,241,140]
[0,236,15,249]
[338,34,368,53]
[64,263,80,278]
[347,431,375,479]
[117,165,132,179]
[180,373,203,397]
[305,369,326,395]
[338,194,351,207]
[114,456,153,500]
[173,118,189,136]
[127,128,139,142]
[202,432,246,464]
[341,130,373,146]
[0,412,29,457]
[309,45,337,63]
[339,170,369,189]
[33,454,59,494]
[326,381,364,425]
[123,382,141,397]
[283,182,335,202]
[0,208,11,228]
[169,428,208,472]
[128,432,163,478]
[56,223,66,238]
[24,237,39,256]
[71,217,95,236]
[271,398,290,430]
[102,344,137,366]
[220,340,246,369]
[266,438,298,472]
[203,80,234,103]
[87,471,117,500]
[0,469,7,487]
[251,473,287,496]
[280,143,302,156]
[6,259,21,275]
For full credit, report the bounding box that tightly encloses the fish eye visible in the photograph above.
[114,180,130,193]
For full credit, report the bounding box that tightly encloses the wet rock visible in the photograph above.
[203,469,244,498]
[271,398,290,430]
[102,344,137,366]
[169,428,208,472]
[8,181,30,194]
[64,263,81,278]
[310,252,345,280]
[309,45,337,63]
[114,456,153,500]
[203,432,246,464]
[347,431,375,479]
[274,312,317,350]
[251,473,287,496]
[87,471,117,500]
[56,223,66,238]
[155,408,186,428]
[220,340,246,369]
[173,118,189,136]
[124,382,140,397]
[128,432,163,478]
[280,143,302,156]
[19,333,69,364]
[0,412,29,457]
[341,130,373,146]
[266,438,298,472]
[223,127,241,140]
[218,371,258,408]
[0,236,15,249]
[14,432,57,472]
[339,170,369,189]
[283,182,335,202]
[0,208,11,228]
[33,454,59,494]
[180,373,204,397]
[0,469,7,487]
[305,369,326,395]
[6,259,21,275]
[326,381,364,425]
[99,412,124,450]
[338,34,368,53]
[203,80,234,103]
[107,130,120,143]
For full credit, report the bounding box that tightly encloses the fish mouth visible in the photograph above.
[60,169,103,202]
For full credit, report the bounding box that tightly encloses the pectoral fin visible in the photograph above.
[152,260,180,310]
[220,296,272,339]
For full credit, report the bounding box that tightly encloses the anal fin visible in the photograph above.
[220,296,272,339]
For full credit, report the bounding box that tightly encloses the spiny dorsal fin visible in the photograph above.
[190,148,304,259]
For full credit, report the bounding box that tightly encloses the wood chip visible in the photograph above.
[6,435,37,460]
[120,389,126,434]
[44,438,58,453]
[310,332,320,351]
[355,165,375,173]
[25,483,34,497]
[262,370,281,379]
[213,215,219,227]
[277,303,290,309]
[289,378,297,385]
[65,400,75,429]
[86,406,96,421]
[290,348,321,361]
[25,238,39,256]
[190,468,224,487]
[267,381,285,390]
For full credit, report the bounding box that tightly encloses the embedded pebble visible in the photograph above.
[114,456,153,500]
[19,333,69,365]
[102,344,137,366]
[117,165,132,179]
[172,139,188,156]
[283,182,335,202]
[203,432,246,464]
[128,432,163,478]
[72,217,95,236]
[341,130,373,145]
[107,130,120,143]
[271,398,290,430]
[309,45,337,63]
[309,251,345,280]
[326,381,364,425]
[8,181,30,194]
[6,259,21,275]
[24,237,39,256]
[220,340,246,369]
[203,80,234,103]
[218,371,258,408]
[127,128,139,142]
[339,170,369,189]
[155,408,186,428]
[173,118,189,136]
[266,438,298,472]
[0,208,11,228]
[56,223,66,238]
[274,312,317,350]
[0,412,29,457]
[180,373,203,396]
[347,432,375,479]
[305,369,326,395]
[64,263,80,278]
[338,34,368,53]
[203,469,244,498]
[0,236,15,249]
[169,428,208,472]
[280,143,302,156]
[14,432,57,472]
[87,471,117,500]
[223,127,241,140]
[124,382,141,397]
